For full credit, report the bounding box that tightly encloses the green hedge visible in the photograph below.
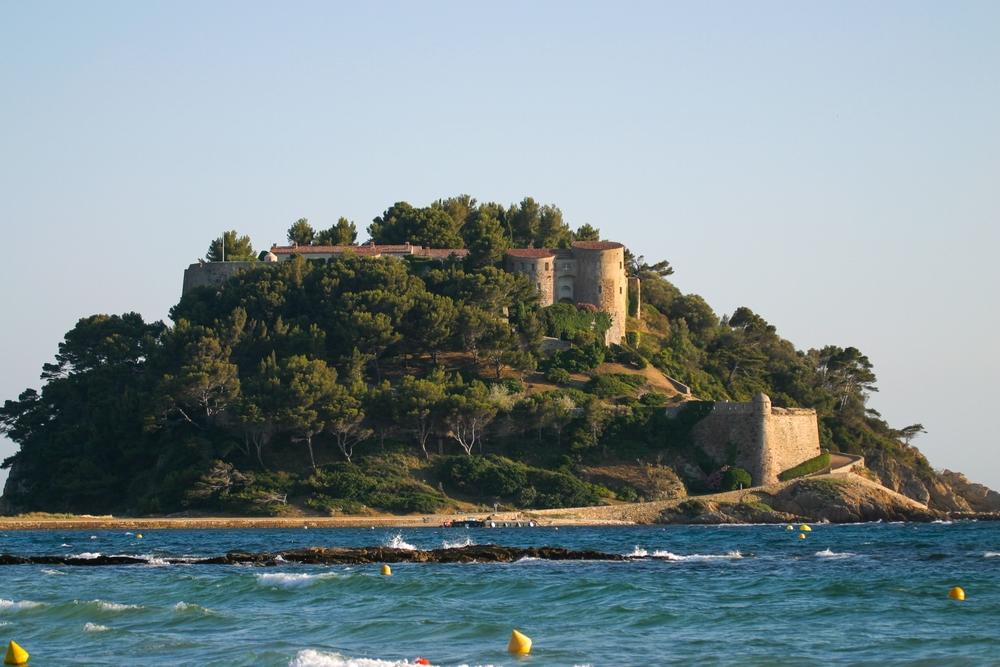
[778,451,831,481]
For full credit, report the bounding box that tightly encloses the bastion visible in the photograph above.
[668,393,821,486]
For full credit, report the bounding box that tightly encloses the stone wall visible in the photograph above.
[686,393,820,486]
[182,261,257,295]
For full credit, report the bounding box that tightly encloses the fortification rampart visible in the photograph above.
[681,393,821,486]
[182,262,257,295]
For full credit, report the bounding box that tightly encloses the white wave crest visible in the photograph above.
[90,535,98,540]
[627,546,648,557]
[174,601,212,614]
[932,520,954,525]
[42,568,66,576]
[290,650,432,667]
[385,533,417,551]
[651,550,743,561]
[60,543,72,547]
[442,536,474,549]
[71,552,102,559]
[985,552,1000,558]
[92,600,142,612]
[815,548,854,560]
[256,572,338,588]
[84,622,110,632]
[0,599,42,610]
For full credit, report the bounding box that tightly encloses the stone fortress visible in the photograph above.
[183,239,636,344]
[504,241,630,345]
[182,239,826,488]
[667,393,822,486]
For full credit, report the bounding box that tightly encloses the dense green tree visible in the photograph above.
[442,381,498,455]
[207,231,256,262]
[396,372,448,458]
[368,202,464,248]
[315,217,358,245]
[274,355,339,469]
[287,218,316,246]
[536,205,572,248]
[574,223,600,241]
[462,207,511,269]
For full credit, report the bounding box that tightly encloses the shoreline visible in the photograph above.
[3,473,996,531]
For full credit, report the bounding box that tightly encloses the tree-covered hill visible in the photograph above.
[0,196,988,516]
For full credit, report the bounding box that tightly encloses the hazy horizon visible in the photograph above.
[1,2,997,490]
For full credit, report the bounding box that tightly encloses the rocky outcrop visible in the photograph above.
[939,470,1000,512]
[0,545,626,566]
[656,476,943,524]
[864,451,971,512]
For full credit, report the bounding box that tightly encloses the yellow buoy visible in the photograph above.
[381,564,392,576]
[4,640,29,666]
[785,525,794,531]
[799,524,812,532]
[949,586,965,601]
[799,533,807,540]
[136,533,143,539]
[508,629,532,655]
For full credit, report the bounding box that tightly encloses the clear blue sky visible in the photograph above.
[1,2,998,487]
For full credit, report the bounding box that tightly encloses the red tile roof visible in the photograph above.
[571,241,624,251]
[505,248,556,258]
[269,244,468,258]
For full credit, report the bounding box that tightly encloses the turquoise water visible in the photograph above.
[1,522,998,666]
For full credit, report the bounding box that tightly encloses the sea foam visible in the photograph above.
[289,649,432,666]
[651,550,743,561]
[815,548,854,560]
[0,599,42,610]
[384,533,417,551]
[84,623,110,632]
[256,572,338,588]
[92,600,142,612]
[985,552,1000,558]
[441,535,474,549]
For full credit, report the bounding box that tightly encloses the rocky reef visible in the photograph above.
[0,545,626,566]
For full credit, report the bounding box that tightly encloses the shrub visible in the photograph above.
[778,451,831,481]
[720,467,752,490]
[545,367,571,385]
[586,373,645,398]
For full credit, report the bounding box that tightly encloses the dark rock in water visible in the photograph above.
[0,545,626,566]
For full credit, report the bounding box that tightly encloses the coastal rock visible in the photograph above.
[656,476,942,524]
[865,451,971,512]
[939,470,1000,512]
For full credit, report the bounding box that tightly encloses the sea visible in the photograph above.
[0,522,998,666]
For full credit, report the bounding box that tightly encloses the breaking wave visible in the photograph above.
[815,548,854,560]
[0,599,42,610]
[289,649,433,666]
[84,622,110,632]
[441,535,474,549]
[627,546,648,557]
[256,572,338,588]
[651,550,743,561]
[984,552,1000,558]
[384,533,417,551]
[174,601,213,614]
[90,600,142,612]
